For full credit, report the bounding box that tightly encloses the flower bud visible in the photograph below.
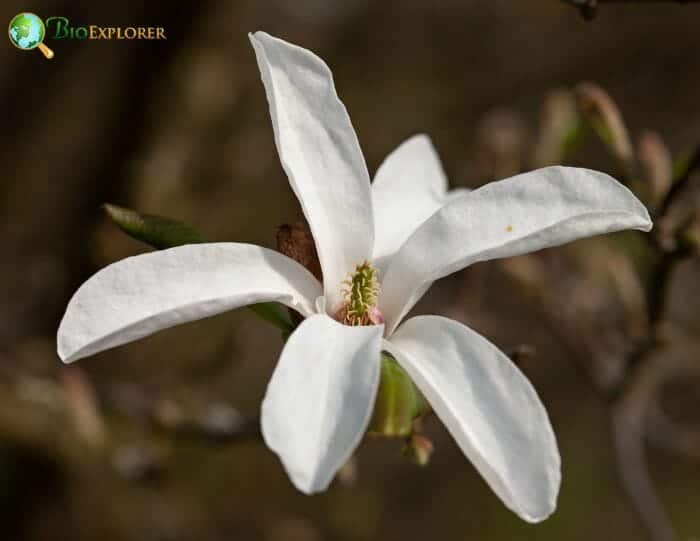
[276,222,322,281]
[403,433,434,467]
[476,108,526,180]
[638,131,672,208]
[534,89,582,167]
[367,354,429,437]
[576,83,635,178]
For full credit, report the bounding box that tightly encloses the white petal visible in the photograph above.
[381,166,652,333]
[386,316,560,522]
[250,32,374,311]
[372,134,449,195]
[262,314,383,493]
[444,187,471,201]
[57,243,321,363]
[372,134,466,264]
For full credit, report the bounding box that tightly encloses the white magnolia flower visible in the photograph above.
[57,32,652,522]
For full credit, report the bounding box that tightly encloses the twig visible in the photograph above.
[602,226,693,541]
[104,383,262,444]
[646,400,700,461]
[497,127,697,539]
[612,362,675,541]
[646,252,683,327]
[611,354,700,541]
[659,146,700,218]
[623,247,686,374]
[0,371,263,487]
[562,0,700,20]
[608,235,693,541]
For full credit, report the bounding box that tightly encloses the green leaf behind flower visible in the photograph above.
[103,203,294,333]
[103,203,206,249]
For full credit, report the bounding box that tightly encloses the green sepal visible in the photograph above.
[104,203,294,333]
[367,353,430,437]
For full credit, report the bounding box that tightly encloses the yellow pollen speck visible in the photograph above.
[506,225,513,232]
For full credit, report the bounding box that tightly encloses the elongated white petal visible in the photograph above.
[386,316,560,522]
[373,134,449,194]
[381,167,652,333]
[262,314,383,493]
[372,135,467,264]
[250,32,373,311]
[57,243,321,363]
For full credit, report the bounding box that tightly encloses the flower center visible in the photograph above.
[337,261,384,326]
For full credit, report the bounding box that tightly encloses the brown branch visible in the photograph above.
[646,252,683,327]
[499,243,691,541]
[612,389,674,541]
[498,253,630,396]
[562,0,700,19]
[659,145,700,218]
[496,120,698,539]
[104,382,262,444]
[611,354,700,541]
[0,371,263,487]
[591,0,698,2]
[646,401,700,461]
[607,229,694,541]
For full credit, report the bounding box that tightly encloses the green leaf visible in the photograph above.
[367,353,429,437]
[248,303,294,334]
[104,203,294,333]
[104,203,205,249]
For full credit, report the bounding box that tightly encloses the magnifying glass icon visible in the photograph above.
[8,12,55,59]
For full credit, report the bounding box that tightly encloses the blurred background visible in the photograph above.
[1,1,699,539]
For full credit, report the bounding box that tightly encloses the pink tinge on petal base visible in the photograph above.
[335,304,384,327]
[368,306,385,325]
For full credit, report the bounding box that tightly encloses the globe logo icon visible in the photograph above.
[8,12,54,59]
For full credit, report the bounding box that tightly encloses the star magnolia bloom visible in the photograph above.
[57,32,652,522]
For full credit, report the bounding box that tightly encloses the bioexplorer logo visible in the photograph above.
[8,13,54,58]
[8,12,166,59]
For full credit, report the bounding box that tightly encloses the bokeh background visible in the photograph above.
[2,1,699,540]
